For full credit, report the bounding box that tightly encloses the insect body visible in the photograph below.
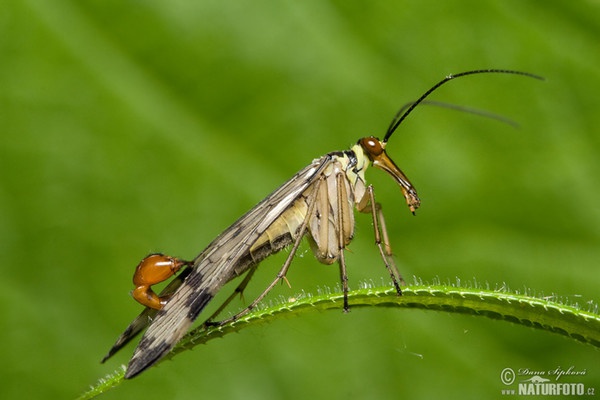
[103,69,541,378]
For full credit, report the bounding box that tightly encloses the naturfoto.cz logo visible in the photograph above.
[500,366,595,396]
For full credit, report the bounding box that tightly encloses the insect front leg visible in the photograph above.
[132,253,193,310]
[357,185,404,295]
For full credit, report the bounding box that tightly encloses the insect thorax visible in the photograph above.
[246,145,371,268]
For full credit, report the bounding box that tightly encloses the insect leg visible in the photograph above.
[358,185,404,294]
[214,176,324,326]
[204,264,259,324]
[374,198,405,288]
[336,172,350,312]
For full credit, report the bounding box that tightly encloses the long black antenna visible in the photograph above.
[383,69,544,143]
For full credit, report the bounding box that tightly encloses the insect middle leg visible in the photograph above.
[335,172,351,312]
[357,185,404,295]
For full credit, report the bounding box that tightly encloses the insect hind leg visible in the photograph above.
[211,175,324,326]
[358,185,404,294]
[203,265,259,325]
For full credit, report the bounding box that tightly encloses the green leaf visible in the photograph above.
[79,284,600,399]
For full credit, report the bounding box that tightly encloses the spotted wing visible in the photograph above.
[123,155,332,378]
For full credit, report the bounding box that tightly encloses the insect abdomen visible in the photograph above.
[246,195,310,264]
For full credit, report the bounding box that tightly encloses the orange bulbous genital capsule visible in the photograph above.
[132,253,191,310]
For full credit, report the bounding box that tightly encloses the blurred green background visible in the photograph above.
[2,1,599,398]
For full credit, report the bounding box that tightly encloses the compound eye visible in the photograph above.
[359,136,384,157]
